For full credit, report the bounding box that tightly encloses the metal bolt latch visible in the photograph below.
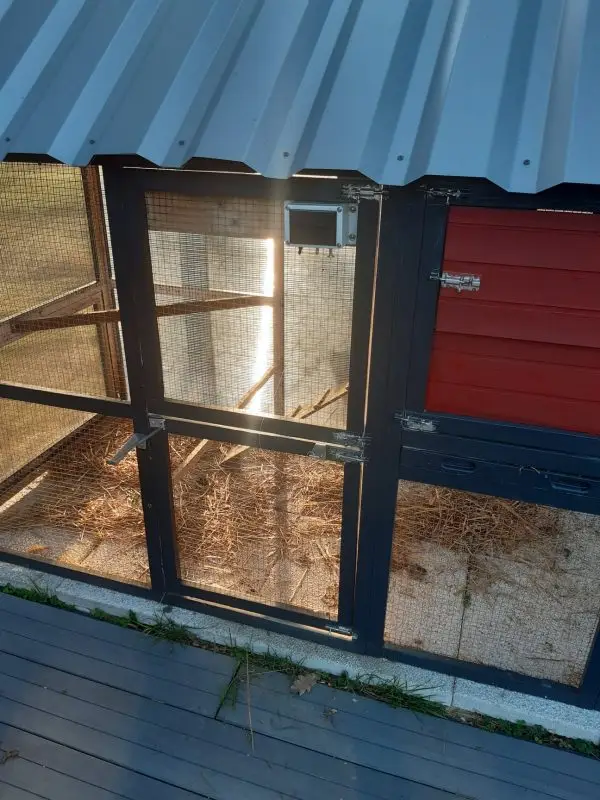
[431,272,481,292]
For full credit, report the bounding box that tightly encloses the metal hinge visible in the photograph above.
[341,183,387,202]
[310,433,369,464]
[397,413,437,433]
[422,186,463,203]
[106,415,166,465]
[430,271,481,292]
[326,623,357,639]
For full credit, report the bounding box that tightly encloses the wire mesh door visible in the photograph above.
[102,168,378,630]
[145,190,359,431]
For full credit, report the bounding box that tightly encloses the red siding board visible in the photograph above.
[433,333,600,370]
[426,383,600,437]
[444,225,600,272]
[426,207,600,436]
[442,260,600,312]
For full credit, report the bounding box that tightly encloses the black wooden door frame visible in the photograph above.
[101,165,380,643]
[354,179,600,709]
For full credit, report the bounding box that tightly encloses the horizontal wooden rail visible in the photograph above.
[1,282,102,347]
[11,294,274,333]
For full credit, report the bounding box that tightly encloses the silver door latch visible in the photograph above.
[430,272,481,292]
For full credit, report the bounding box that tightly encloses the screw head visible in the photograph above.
[336,242,342,248]
[349,206,357,213]
[348,233,356,241]
[178,139,185,146]
[89,138,96,145]
[282,151,290,158]
[284,240,290,246]
[397,154,404,161]
[337,206,343,212]
[523,158,530,166]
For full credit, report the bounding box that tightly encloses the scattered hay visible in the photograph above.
[392,482,563,593]
[0,417,567,605]
[169,435,342,611]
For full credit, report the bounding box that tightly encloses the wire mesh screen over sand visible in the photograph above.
[0,163,126,401]
[385,481,600,686]
[170,434,343,618]
[146,192,355,429]
[0,402,148,586]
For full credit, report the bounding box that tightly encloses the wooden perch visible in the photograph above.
[173,366,276,482]
[220,382,349,466]
[10,294,274,334]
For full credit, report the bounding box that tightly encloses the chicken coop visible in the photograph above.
[2,0,600,711]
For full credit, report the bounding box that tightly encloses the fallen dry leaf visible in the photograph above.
[290,673,317,696]
[0,749,19,765]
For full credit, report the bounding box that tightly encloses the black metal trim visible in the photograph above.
[174,580,339,630]
[352,189,427,652]
[382,642,597,708]
[399,428,600,481]
[336,200,380,626]
[0,549,154,600]
[103,166,178,594]
[165,416,326,457]
[152,399,357,447]
[399,454,600,515]
[399,411,600,461]
[405,195,448,409]
[130,168,355,204]
[0,382,133,418]
[164,590,360,652]
[421,176,600,213]
[135,428,180,597]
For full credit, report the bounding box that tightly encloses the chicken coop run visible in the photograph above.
[2,161,600,710]
[3,0,600,712]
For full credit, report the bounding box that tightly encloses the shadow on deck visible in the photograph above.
[0,592,597,799]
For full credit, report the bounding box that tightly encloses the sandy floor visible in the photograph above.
[385,510,600,686]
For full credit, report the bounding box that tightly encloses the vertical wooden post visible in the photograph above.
[81,166,126,399]
[272,237,285,415]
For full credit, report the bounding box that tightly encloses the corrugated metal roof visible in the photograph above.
[0,0,599,193]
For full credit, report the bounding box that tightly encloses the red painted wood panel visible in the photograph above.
[426,207,600,435]
[427,383,600,437]
[428,350,600,404]
[443,261,600,312]
[433,333,600,370]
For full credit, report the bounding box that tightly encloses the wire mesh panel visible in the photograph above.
[0,399,148,585]
[146,192,356,428]
[384,481,600,686]
[169,434,344,618]
[0,163,126,398]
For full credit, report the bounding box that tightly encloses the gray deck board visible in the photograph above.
[0,592,234,676]
[0,595,597,799]
[245,672,599,783]
[218,672,598,799]
[0,652,444,800]
[0,724,208,800]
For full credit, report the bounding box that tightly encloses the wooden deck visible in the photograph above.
[0,593,597,799]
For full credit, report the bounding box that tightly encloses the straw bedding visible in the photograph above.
[0,418,564,605]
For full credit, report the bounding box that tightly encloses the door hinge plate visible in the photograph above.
[326,623,357,639]
[341,183,387,202]
[422,186,463,203]
[430,271,481,292]
[397,413,437,433]
[310,433,369,464]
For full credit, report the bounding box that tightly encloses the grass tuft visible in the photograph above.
[1,581,76,611]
